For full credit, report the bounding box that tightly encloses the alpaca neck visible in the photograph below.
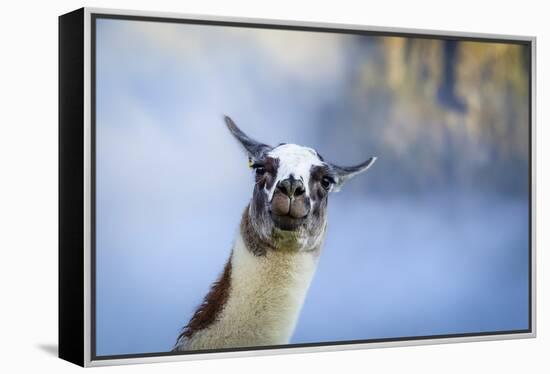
[180,232,320,350]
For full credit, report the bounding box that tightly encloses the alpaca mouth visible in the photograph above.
[269,190,310,231]
[270,212,306,231]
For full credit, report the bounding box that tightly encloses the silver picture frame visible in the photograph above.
[59,7,536,367]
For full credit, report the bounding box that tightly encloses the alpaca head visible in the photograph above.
[225,116,376,253]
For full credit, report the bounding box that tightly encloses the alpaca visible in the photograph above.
[173,116,376,351]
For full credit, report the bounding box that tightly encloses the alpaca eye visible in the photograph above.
[251,162,266,176]
[321,176,333,190]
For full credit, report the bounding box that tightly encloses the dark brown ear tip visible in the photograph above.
[359,156,376,169]
[224,115,234,125]
[222,116,272,158]
[224,116,241,135]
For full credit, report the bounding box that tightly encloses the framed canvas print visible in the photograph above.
[59,7,536,367]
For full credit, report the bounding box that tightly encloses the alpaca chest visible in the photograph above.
[184,234,319,350]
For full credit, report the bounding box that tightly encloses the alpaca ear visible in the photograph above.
[330,156,377,192]
[224,115,272,163]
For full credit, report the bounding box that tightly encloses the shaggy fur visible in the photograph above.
[176,260,232,343]
[174,210,322,351]
[173,116,374,351]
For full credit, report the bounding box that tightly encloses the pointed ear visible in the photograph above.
[330,156,376,192]
[224,116,272,162]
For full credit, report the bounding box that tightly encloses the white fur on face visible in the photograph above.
[266,144,324,201]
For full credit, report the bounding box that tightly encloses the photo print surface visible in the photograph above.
[94,16,531,357]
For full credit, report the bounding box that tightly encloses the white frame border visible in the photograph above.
[82,7,536,367]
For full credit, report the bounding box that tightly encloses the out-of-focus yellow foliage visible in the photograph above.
[345,38,529,193]
[456,41,529,159]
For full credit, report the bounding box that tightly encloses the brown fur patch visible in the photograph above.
[255,157,279,191]
[176,257,232,343]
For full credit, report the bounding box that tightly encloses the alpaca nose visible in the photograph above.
[277,176,305,198]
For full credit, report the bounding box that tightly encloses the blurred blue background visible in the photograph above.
[95,18,530,356]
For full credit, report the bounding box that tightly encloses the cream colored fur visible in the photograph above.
[181,233,320,350]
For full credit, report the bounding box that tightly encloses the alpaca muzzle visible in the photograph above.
[270,178,311,231]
